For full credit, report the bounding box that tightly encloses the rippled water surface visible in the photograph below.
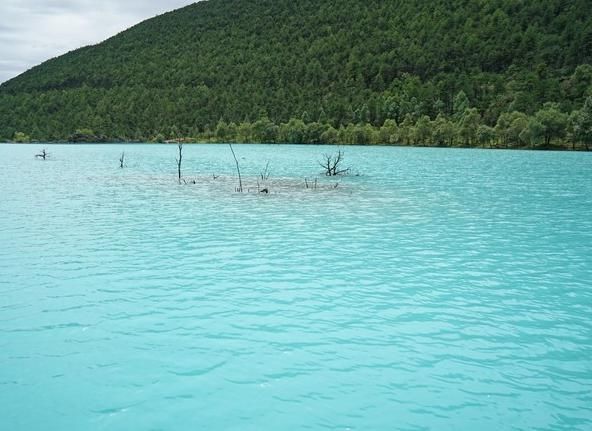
[1,144,591,430]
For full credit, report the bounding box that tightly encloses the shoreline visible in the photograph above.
[1,141,590,152]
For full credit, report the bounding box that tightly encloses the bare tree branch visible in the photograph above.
[260,161,271,181]
[229,143,243,192]
[176,143,183,184]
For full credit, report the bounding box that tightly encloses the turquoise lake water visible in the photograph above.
[0,143,591,430]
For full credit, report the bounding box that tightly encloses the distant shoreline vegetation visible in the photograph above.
[7,95,592,151]
[1,0,591,151]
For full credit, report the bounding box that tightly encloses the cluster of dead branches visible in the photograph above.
[260,161,271,181]
[319,150,350,176]
[171,145,351,193]
[304,178,318,189]
[32,145,355,196]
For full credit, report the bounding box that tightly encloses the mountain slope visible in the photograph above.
[1,0,591,142]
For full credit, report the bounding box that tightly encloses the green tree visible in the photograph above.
[496,111,529,147]
[458,108,481,146]
[398,114,415,145]
[432,114,456,147]
[237,122,253,142]
[414,115,432,145]
[304,122,328,144]
[279,118,306,144]
[378,119,398,144]
[215,119,229,140]
[477,125,496,148]
[453,90,470,121]
[320,126,339,144]
[534,103,568,146]
[252,117,278,143]
[572,96,592,150]
[519,117,544,149]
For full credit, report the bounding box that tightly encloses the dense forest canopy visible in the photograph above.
[1,0,592,148]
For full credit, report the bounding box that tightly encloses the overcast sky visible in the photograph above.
[0,0,196,83]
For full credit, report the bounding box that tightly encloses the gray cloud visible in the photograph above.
[0,0,196,83]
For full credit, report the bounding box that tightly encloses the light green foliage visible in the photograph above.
[496,112,529,147]
[305,122,329,144]
[320,126,339,144]
[237,122,253,143]
[338,123,376,145]
[477,125,496,148]
[378,119,398,144]
[215,120,229,140]
[432,114,456,146]
[252,117,278,143]
[519,118,544,148]
[414,115,432,145]
[279,119,306,144]
[13,131,30,143]
[453,91,470,122]
[75,128,95,136]
[398,114,415,146]
[572,96,592,149]
[459,108,481,145]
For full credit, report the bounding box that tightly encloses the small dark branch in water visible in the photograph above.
[319,150,350,176]
[213,174,219,180]
[35,149,49,160]
[305,178,319,190]
[260,161,271,181]
[228,143,243,192]
[176,143,183,184]
[260,188,269,194]
[119,152,125,168]
[333,182,339,189]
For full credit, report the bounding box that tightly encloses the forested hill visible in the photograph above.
[1,0,592,148]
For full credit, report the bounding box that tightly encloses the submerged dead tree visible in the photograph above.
[320,150,349,176]
[228,143,243,192]
[119,152,125,168]
[176,143,183,184]
[35,149,49,160]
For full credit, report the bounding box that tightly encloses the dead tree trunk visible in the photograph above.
[229,143,243,192]
[119,152,125,168]
[35,149,48,160]
[176,143,183,184]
